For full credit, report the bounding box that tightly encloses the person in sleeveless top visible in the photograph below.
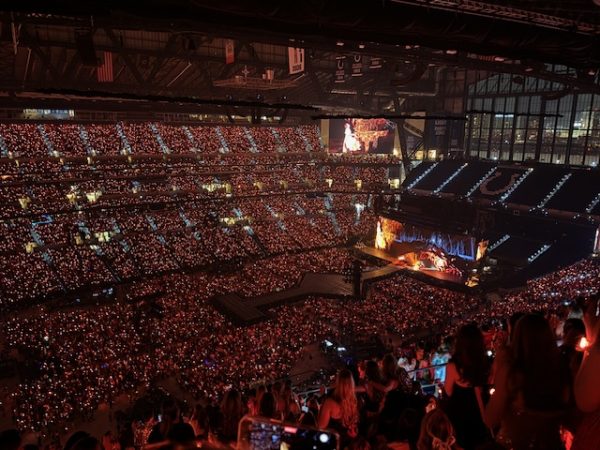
[484,314,569,450]
[361,360,386,416]
[318,369,359,449]
[573,294,600,450]
[443,323,491,450]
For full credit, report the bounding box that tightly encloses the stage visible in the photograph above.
[213,265,402,325]
[358,244,473,285]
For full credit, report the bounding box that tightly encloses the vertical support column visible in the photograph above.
[465,114,473,158]
[565,93,579,165]
[534,98,546,162]
[395,118,411,174]
[486,98,495,159]
[508,112,517,162]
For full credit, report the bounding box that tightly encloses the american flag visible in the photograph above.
[97,51,113,82]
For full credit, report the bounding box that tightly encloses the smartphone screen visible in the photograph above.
[238,415,339,450]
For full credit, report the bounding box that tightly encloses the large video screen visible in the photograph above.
[329,118,396,154]
[376,217,480,261]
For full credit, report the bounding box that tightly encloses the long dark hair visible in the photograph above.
[510,314,566,410]
[365,360,382,383]
[452,323,489,386]
[220,389,243,442]
[258,392,277,418]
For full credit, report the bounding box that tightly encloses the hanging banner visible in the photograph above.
[335,56,346,83]
[351,54,363,77]
[225,39,235,64]
[369,57,383,69]
[288,47,305,74]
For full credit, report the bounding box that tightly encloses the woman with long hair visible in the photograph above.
[417,408,461,450]
[361,360,386,416]
[258,391,278,419]
[443,323,491,450]
[573,295,600,449]
[147,398,181,444]
[318,369,359,446]
[381,353,400,391]
[484,314,569,449]
[218,389,244,444]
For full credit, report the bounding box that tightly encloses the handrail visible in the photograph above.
[292,363,449,398]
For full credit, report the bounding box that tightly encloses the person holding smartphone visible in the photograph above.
[572,294,600,450]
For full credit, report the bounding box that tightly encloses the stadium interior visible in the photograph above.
[0,1,600,450]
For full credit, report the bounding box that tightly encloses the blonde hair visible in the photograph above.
[332,369,358,429]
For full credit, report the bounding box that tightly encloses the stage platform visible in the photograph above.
[357,245,475,288]
[213,266,402,325]
[359,246,398,264]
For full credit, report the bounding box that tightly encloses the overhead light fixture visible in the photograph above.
[445,49,457,55]
[524,66,534,73]
[588,68,597,76]
[336,41,344,47]
[358,43,365,49]
[493,56,506,62]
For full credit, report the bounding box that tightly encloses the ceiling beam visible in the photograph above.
[103,27,145,86]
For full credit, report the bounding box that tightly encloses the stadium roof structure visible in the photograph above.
[0,1,598,120]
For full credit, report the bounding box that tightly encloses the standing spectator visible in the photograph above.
[444,323,491,450]
[318,369,359,448]
[147,399,194,445]
[216,389,244,444]
[485,314,569,449]
[573,296,600,450]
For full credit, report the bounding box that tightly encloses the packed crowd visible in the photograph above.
[0,123,326,158]
[0,121,397,308]
[2,256,599,446]
[5,121,600,450]
[0,190,382,309]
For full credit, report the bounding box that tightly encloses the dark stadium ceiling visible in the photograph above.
[0,0,598,117]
